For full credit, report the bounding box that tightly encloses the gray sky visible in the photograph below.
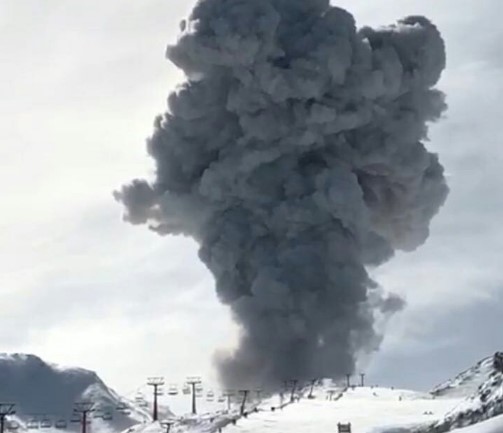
[0,0,502,394]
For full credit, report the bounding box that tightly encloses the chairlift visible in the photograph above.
[206,391,215,402]
[217,395,226,403]
[7,421,20,431]
[116,402,131,415]
[134,393,149,409]
[40,418,52,429]
[195,384,203,392]
[27,419,39,430]
[118,408,131,416]
[135,391,147,400]
[168,385,179,396]
[70,414,81,424]
[55,420,67,429]
[182,385,191,395]
[102,412,113,422]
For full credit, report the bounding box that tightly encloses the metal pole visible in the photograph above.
[346,374,351,388]
[290,380,298,403]
[360,373,365,387]
[223,392,233,411]
[147,377,165,421]
[73,401,94,433]
[153,385,158,421]
[239,390,249,415]
[185,377,201,415]
[82,411,87,433]
[191,383,197,415]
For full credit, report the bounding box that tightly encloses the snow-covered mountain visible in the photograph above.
[425,352,503,432]
[0,354,152,432]
[3,352,503,433]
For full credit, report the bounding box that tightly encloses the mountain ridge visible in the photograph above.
[0,353,150,432]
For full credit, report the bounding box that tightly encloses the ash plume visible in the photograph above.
[115,0,448,391]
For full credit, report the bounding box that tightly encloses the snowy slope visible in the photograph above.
[0,353,152,432]
[124,383,462,433]
[450,414,503,433]
[432,355,500,399]
[222,387,459,433]
[427,353,503,432]
[119,353,503,433]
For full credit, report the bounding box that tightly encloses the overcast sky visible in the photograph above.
[0,0,502,396]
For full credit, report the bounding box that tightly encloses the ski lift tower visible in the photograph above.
[222,391,235,411]
[238,390,249,415]
[160,419,175,433]
[147,377,165,422]
[308,379,318,399]
[289,380,298,403]
[346,374,351,388]
[185,377,202,415]
[0,404,15,433]
[72,402,95,433]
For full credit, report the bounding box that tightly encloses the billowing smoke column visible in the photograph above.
[115,0,448,390]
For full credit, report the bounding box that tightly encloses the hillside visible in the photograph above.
[2,352,502,433]
[426,353,503,432]
[0,353,151,432]
[123,383,463,433]
[451,414,503,433]
[121,354,503,433]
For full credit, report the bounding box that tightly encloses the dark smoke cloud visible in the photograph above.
[115,0,448,391]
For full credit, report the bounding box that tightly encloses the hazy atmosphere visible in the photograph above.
[1,0,502,398]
